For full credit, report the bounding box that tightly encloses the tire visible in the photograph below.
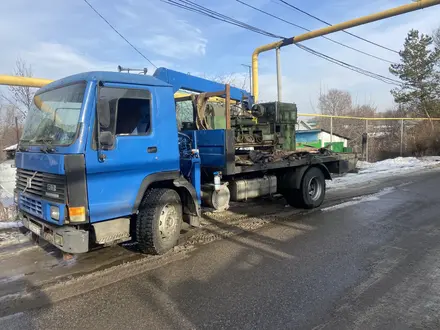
[284,189,302,208]
[284,167,326,209]
[136,188,182,255]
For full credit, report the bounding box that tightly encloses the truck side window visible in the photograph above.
[97,87,151,138]
[176,98,195,131]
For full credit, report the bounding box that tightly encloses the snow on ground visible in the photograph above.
[328,156,440,190]
[0,160,16,194]
[0,160,16,208]
[0,222,22,230]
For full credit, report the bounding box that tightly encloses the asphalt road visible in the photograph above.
[2,170,440,329]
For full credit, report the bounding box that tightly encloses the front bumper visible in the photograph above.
[20,212,89,254]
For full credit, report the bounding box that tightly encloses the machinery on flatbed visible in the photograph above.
[14,68,347,254]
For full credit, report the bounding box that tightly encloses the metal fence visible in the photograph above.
[176,99,440,163]
[299,114,440,162]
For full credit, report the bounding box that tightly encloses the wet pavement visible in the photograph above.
[1,169,440,329]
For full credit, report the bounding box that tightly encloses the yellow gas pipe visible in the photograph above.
[0,75,232,104]
[251,0,440,102]
[0,75,53,88]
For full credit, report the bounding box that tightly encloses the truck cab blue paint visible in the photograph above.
[17,69,238,230]
[17,71,182,224]
[84,81,180,223]
[16,152,65,175]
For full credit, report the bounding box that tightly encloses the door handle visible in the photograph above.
[147,146,158,153]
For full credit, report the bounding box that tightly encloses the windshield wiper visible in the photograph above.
[34,138,56,153]
[17,139,32,152]
[17,144,29,152]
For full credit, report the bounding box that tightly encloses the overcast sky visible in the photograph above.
[1,0,439,113]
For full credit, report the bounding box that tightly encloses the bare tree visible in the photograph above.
[316,89,353,137]
[1,58,36,118]
[202,72,248,90]
[0,58,34,157]
[0,104,22,160]
[318,89,352,116]
[314,89,380,156]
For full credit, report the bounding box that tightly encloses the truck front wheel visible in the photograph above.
[284,167,326,209]
[136,188,182,254]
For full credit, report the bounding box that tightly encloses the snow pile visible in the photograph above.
[357,156,440,174]
[328,156,440,190]
[0,160,16,208]
[0,221,22,230]
[0,160,16,194]
[322,187,395,211]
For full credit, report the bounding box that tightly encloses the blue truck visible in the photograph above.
[14,68,347,255]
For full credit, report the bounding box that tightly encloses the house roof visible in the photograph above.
[3,144,17,151]
[296,120,313,130]
[320,129,351,140]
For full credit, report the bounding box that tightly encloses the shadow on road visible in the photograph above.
[0,278,52,329]
[126,181,440,329]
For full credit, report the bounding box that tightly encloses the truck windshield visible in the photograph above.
[20,82,86,146]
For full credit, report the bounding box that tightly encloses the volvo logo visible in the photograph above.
[26,177,33,189]
[47,184,57,192]
[23,171,38,194]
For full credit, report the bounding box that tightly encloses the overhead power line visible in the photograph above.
[236,0,396,64]
[82,0,157,68]
[162,0,405,88]
[274,0,400,54]
[161,0,285,38]
[295,43,405,87]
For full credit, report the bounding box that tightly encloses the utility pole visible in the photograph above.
[400,119,404,157]
[365,120,369,162]
[241,64,252,93]
[15,117,19,144]
[275,48,282,102]
[251,0,440,102]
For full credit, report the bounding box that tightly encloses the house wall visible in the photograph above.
[318,131,348,148]
[295,130,349,151]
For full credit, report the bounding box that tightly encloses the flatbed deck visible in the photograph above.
[233,154,346,175]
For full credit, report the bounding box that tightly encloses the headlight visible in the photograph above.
[50,206,60,220]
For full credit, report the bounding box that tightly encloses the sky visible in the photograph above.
[0,0,439,113]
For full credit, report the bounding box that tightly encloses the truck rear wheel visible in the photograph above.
[284,167,326,209]
[136,188,182,255]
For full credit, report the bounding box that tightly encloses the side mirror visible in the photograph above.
[100,131,114,148]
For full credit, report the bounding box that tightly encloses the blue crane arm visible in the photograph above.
[153,67,253,106]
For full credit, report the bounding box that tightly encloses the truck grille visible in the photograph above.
[16,168,67,204]
[20,194,43,217]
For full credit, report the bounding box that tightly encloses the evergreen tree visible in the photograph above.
[389,29,440,117]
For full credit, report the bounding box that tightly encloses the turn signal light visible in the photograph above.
[68,206,86,223]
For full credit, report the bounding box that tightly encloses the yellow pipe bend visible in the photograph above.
[251,0,440,102]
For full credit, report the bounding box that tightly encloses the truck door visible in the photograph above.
[85,83,179,223]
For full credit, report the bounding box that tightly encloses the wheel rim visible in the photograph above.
[158,203,179,241]
[307,177,322,201]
